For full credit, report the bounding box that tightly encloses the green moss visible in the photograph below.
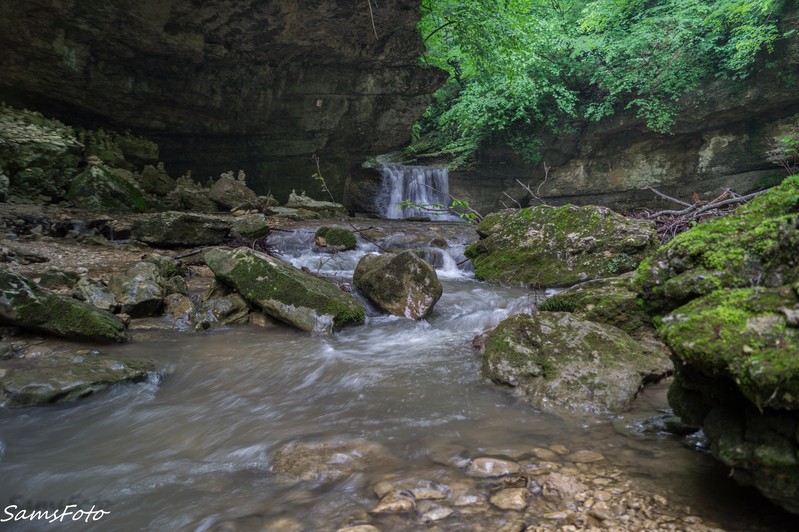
[315,226,357,251]
[660,287,799,410]
[635,176,799,312]
[466,205,657,287]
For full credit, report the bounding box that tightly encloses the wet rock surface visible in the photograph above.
[353,251,443,320]
[465,205,657,287]
[271,439,396,483]
[0,351,155,407]
[204,247,365,333]
[481,312,671,415]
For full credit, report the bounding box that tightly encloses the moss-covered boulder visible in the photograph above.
[662,287,799,410]
[481,312,671,415]
[164,174,218,212]
[631,175,799,514]
[0,105,82,201]
[465,205,657,287]
[138,163,177,196]
[315,226,357,251]
[231,213,271,239]
[0,269,128,343]
[0,352,154,407]
[67,160,151,212]
[353,251,443,320]
[38,267,81,290]
[204,247,365,333]
[634,175,799,314]
[108,262,165,317]
[539,273,654,340]
[131,211,231,247]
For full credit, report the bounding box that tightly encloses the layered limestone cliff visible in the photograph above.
[0,0,443,202]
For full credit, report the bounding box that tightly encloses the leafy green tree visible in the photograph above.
[416,0,791,165]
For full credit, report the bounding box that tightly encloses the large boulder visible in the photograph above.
[204,247,365,333]
[107,262,165,317]
[0,269,128,343]
[354,251,443,320]
[138,163,177,196]
[481,312,671,415]
[163,174,218,213]
[0,352,154,407]
[131,211,230,247]
[231,213,271,239]
[67,158,151,212]
[633,175,799,514]
[465,205,658,287]
[209,170,259,210]
[663,287,799,514]
[633,175,799,313]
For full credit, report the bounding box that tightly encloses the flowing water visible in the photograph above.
[0,221,795,531]
[376,164,461,221]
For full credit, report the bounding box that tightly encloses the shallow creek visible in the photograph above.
[0,221,795,530]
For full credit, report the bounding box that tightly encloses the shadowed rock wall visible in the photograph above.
[0,0,444,202]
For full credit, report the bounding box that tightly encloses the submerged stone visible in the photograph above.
[465,205,657,287]
[353,251,442,320]
[204,247,364,333]
[0,269,127,343]
[0,352,155,407]
[481,312,671,415]
[271,439,394,482]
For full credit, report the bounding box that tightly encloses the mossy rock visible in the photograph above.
[660,287,799,410]
[314,226,357,251]
[633,175,799,313]
[0,352,154,407]
[0,269,127,343]
[232,213,271,239]
[192,294,251,327]
[539,273,653,340]
[481,312,671,416]
[353,251,442,320]
[131,211,231,247]
[138,163,177,196]
[465,205,658,287]
[204,247,364,333]
[67,163,151,212]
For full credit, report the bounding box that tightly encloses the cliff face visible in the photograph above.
[445,11,799,214]
[0,0,443,201]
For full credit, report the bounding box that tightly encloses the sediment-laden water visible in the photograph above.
[0,221,794,531]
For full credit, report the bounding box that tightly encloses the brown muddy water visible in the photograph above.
[0,222,796,531]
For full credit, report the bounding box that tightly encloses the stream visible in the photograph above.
[0,220,795,531]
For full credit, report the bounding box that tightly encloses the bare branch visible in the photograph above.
[645,186,692,207]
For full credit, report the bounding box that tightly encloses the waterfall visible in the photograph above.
[377,164,462,221]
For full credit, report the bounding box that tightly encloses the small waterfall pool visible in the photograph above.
[0,220,794,531]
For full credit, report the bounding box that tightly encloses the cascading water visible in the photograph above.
[377,163,462,221]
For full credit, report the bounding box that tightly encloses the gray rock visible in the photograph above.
[204,247,364,333]
[0,352,154,407]
[72,277,117,312]
[0,342,14,360]
[285,191,347,217]
[138,163,176,196]
[370,490,416,515]
[67,160,151,213]
[209,170,259,210]
[38,267,80,290]
[163,293,194,318]
[192,294,250,327]
[231,213,271,239]
[481,312,671,415]
[489,488,529,511]
[131,211,230,247]
[353,251,442,320]
[108,262,164,317]
[0,269,127,343]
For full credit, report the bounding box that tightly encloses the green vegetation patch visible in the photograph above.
[660,287,799,410]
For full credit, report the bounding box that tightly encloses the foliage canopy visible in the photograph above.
[416,0,792,166]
